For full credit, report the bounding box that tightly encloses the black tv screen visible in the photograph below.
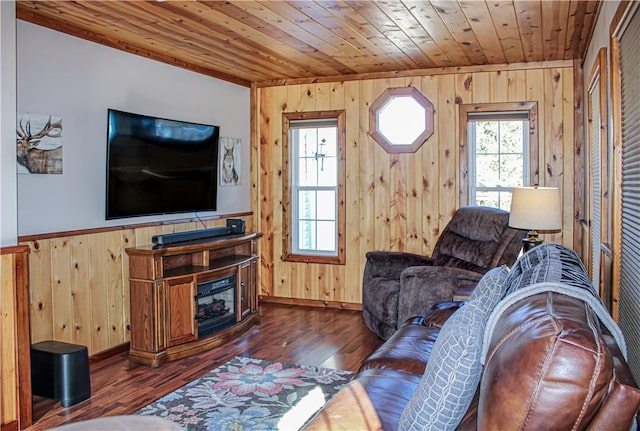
[106,109,219,219]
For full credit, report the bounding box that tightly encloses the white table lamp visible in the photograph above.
[509,186,562,252]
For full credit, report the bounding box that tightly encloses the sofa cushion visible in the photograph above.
[479,292,617,430]
[422,301,465,328]
[475,244,640,430]
[587,334,640,430]
[357,368,422,431]
[398,266,509,431]
[302,380,383,431]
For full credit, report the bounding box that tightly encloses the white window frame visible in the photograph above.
[467,111,531,209]
[459,102,539,208]
[290,120,338,257]
[282,111,346,265]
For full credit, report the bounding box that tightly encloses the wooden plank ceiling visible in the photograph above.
[16,1,600,87]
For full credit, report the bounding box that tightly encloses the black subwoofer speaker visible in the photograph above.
[31,340,91,407]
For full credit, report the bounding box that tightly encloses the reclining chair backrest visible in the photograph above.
[431,206,524,274]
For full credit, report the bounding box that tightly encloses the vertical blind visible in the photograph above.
[619,6,640,383]
[590,76,602,291]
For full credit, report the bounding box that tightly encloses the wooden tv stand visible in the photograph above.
[125,232,262,367]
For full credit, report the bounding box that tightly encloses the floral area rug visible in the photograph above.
[136,356,355,430]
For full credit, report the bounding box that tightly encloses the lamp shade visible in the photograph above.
[509,187,562,231]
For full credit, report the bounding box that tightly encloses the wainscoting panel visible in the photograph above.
[21,217,253,357]
[257,65,577,307]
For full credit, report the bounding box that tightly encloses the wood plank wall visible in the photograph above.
[20,217,253,357]
[257,65,576,307]
[17,63,578,359]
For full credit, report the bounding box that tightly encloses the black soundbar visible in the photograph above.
[152,227,231,245]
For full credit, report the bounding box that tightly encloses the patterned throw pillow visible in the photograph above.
[398,266,509,431]
[470,264,509,301]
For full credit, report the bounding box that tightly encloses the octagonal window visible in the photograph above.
[369,87,434,153]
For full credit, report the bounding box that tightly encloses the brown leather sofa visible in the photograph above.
[306,244,640,430]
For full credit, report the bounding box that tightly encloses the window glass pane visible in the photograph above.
[298,220,316,250]
[469,112,528,209]
[298,190,316,220]
[379,96,425,146]
[298,129,317,157]
[476,154,500,187]
[475,121,499,153]
[318,158,337,186]
[294,130,302,155]
[318,129,337,157]
[476,190,499,208]
[499,191,513,212]
[500,154,524,187]
[316,221,336,251]
[316,190,335,220]
[500,121,524,153]
[298,158,318,186]
[475,190,513,211]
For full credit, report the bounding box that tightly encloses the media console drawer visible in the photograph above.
[126,232,262,367]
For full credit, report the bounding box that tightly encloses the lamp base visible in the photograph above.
[522,231,544,253]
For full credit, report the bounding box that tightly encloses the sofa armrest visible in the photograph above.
[397,266,482,325]
[303,380,382,431]
[397,301,466,330]
[421,301,466,328]
[364,251,434,280]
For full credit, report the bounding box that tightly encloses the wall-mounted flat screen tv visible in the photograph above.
[106,109,220,219]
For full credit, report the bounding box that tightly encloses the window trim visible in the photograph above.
[369,87,434,153]
[467,111,530,208]
[459,102,539,206]
[587,47,609,299]
[282,110,346,265]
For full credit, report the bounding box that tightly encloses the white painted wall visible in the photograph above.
[17,20,251,236]
[1,1,18,246]
[583,1,619,73]
[582,0,620,158]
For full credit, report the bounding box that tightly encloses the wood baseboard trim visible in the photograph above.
[1,420,18,431]
[89,342,130,365]
[259,296,362,311]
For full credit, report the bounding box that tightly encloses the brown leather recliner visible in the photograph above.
[362,206,524,339]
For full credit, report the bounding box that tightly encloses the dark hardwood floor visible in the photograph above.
[27,303,382,430]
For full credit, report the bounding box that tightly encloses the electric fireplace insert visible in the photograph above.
[196,274,236,336]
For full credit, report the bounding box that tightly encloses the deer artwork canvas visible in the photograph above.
[219,137,240,186]
[16,113,63,174]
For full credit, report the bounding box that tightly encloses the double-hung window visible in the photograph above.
[460,103,537,210]
[468,112,530,209]
[283,111,345,264]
